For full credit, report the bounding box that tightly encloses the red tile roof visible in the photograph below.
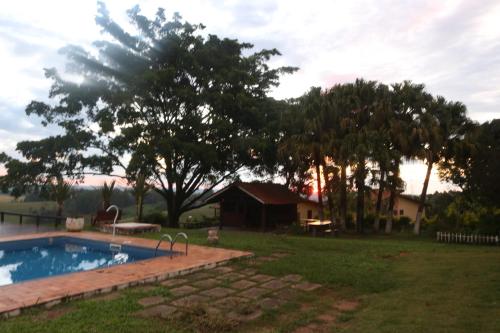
[206,182,302,205]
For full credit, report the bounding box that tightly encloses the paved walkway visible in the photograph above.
[133,264,322,325]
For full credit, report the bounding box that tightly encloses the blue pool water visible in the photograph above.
[0,236,172,286]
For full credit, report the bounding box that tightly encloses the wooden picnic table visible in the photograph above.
[307,219,332,237]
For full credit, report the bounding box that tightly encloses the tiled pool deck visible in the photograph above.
[0,231,252,318]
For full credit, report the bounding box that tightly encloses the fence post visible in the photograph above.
[19,215,23,225]
[0,212,3,224]
[36,215,40,227]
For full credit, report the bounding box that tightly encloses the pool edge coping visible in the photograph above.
[0,231,253,319]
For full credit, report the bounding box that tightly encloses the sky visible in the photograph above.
[1,0,499,194]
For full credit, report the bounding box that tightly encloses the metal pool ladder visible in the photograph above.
[155,233,188,258]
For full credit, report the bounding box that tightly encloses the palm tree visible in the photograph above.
[376,81,429,234]
[370,83,393,232]
[101,180,116,210]
[326,83,359,231]
[50,177,72,216]
[296,87,331,220]
[131,174,151,222]
[413,97,468,234]
[345,79,378,233]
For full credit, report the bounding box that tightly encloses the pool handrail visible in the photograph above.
[155,233,173,257]
[171,232,188,256]
[154,233,188,258]
[105,205,120,237]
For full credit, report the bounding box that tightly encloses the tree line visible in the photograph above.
[0,3,497,233]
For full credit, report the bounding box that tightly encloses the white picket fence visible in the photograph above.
[436,232,499,245]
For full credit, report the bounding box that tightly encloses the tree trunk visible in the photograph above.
[136,193,144,222]
[373,169,386,233]
[167,209,180,228]
[56,203,63,217]
[414,160,433,235]
[339,163,347,230]
[322,159,335,223]
[314,160,324,220]
[385,185,396,234]
[164,193,180,228]
[355,159,366,234]
[385,164,399,234]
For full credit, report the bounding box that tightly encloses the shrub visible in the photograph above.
[364,213,375,229]
[398,216,412,231]
[180,215,219,229]
[142,211,168,225]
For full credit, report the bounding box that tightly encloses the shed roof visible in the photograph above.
[205,182,301,205]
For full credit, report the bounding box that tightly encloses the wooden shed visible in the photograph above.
[204,182,300,230]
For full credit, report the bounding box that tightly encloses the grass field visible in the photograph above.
[0,229,498,332]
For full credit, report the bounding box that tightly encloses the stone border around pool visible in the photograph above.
[0,231,253,319]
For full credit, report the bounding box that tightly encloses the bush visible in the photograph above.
[142,211,168,225]
[345,213,355,230]
[180,215,219,229]
[477,210,500,234]
[364,213,375,229]
[397,216,412,231]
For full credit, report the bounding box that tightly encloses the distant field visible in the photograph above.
[0,201,57,224]
[0,199,216,225]
[0,194,14,203]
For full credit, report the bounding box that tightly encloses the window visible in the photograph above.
[393,210,398,215]
[307,210,313,219]
[399,209,404,215]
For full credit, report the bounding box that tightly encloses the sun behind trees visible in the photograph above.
[0,3,481,234]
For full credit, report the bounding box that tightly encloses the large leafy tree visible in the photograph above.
[439,119,499,206]
[0,3,295,227]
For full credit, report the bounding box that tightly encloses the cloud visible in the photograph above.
[1,0,499,193]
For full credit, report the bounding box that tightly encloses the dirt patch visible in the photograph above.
[317,312,337,323]
[293,323,325,333]
[36,306,74,321]
[380,251,411,260]
[334,299,360,312]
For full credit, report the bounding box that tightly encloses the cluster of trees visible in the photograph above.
[0,4,497,233]
[275,81,470,234]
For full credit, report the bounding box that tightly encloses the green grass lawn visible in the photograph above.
[1,229,498,332]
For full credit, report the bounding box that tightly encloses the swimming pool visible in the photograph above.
[0,236,174,286]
